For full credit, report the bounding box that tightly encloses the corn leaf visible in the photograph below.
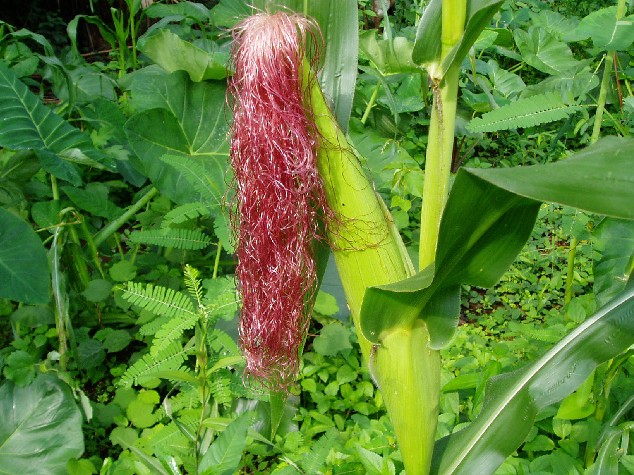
[431,288,634,474]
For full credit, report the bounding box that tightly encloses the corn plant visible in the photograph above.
[226,2,634,474]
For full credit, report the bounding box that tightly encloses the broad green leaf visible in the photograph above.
[55,64,116,105]
[567,7,634,51]
[124,70,229,204]
[359,30,419,75]
[441,0,506,75]
[210,0,252,27]
[514,27,581,75]
[34,150,82,186]
[521,63,600,103]
[361,179,540,348]
[77,338,106,370]
[555,372,596,420]
[0,374,84,474]
[138,29,227,81]
[144,1,210,23]
[431,288,634,474]
[0,208,50,304]
[313,323,353,356]
[589,429,622,475]
[593,218,634,306]
[0,62,110,176]
[67,15,117,53]
[198,412,251,475]
[360,137,634,347]
[412,0,442,66]
[487,60,525,99]
[530,9,580,41]
[356,445,396,475]
[414,0,505,76]
[306,0,358,131]
[62,183,124,219]
[466,137,634,219]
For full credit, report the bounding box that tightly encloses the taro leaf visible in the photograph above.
[144,1,210,23]
[198,412,251,475]
[431,288,634,474]
[359,30,419,75]
[246,0,358,131]
[514,27,581,75]
[55,64,117,104]
[522,63,600,103]
[138,29,228,81]
[360,137,634,348]
[593,218,634,306]
[124,70,228,204]
[67,15,117,54]
[0,208,49,304]
[61,183,124,220]
[210,0,252,27]
[566,7,634,52]
[0,62,111,178]
[530,9,580,42]
[0,374,84,474]
[487,60,526,99]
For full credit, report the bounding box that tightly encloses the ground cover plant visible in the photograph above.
[0,0,633,474]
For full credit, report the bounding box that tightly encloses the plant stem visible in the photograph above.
[419,65,460,269]
[212,241,222,279]
[590,0,626,143]
[51,174,59,201]
[93,186,158,247]
[564,236,578,306]
[418,0,466,270]
[361,80,382,125]
[590,53,613,143]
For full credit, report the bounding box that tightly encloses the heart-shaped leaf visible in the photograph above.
[0,374,84,473]
[124,70,229,204]
[0,208,49,304]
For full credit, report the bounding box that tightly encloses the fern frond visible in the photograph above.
[145,422,191,455]
[156,386,200,419]
[139,314,172,336]
[123,282,196,318]
[119,341,191,388]
[151,312,199,356]
[208,328,240,357]
[129,228,212,250]
[467,93,579,133]
[209,375,233,407]
[162,202,216,228]
[301,429,339,474]
[204,276,239,321]
[184,265,204,307]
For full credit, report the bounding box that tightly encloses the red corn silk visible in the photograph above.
[228,12,333,389]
